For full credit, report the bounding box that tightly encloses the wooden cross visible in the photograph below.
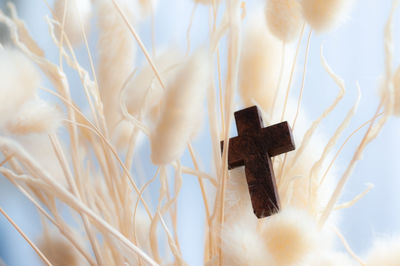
[221,106,295,218]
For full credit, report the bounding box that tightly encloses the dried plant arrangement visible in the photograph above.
[0,0,399,265]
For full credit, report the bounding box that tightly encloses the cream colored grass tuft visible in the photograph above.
[150,49,211,165]
[124,49,183,118]
[0,49,39,118]
[97,0,136,135]
[365,236,400,266]
[0,1,398,265]
[38,231,83,266]
[260,208,319,265]
[239,13,289,116]
[265,0,304,42]
[137,0,158,18]
[5,99,62,135]
[301,0,355,32]
[223,167,255,223]
[221,216,274,266]
[53,0,92,46]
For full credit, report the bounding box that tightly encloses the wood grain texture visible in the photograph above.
[221,106,295,218]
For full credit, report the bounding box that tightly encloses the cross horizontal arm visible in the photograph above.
[221,136,245,169]
[261,121,295,157]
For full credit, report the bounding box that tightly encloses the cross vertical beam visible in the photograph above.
[221,106,295,218]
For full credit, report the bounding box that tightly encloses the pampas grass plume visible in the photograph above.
[301,0,354,32]
[222,217,274,266]
[365,236,400,266]
[137,0,158,18]
[239,13,285,114]
[38,232,83,266]
[224,167,253,222]
[260,208,319,265]
[97,0,136,132]
[0,49,39,119]
[150,49,210,165]
[6,99,62,135]
[54,0,92,46]
[125,49,182,116]
[265,0,304,42]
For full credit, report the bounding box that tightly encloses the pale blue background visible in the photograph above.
[0,0,399,265]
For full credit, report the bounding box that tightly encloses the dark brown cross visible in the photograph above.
[221,106,295,218]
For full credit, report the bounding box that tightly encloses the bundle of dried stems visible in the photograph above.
[0,0,399,265]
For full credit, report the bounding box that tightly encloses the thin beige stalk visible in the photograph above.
[310,81,360,186]
[286,43,345,176]
[188,143,211,220]
[38,86,152,219]
[271,41,286,121]
[280,23,306,121]
[330,226,365,265]
[292,29,313,130]
[0,207,52,266]
[57,0,67,68]
[9,181,96,266]
[319,1,398,227]
[110,0,165,89]
[334,183,374,210]
[319,113,384,186]
[158,212,185,265]
[218,1,241,264]
[0,164,157,266]
[49,135,105,266]
[186,3,198,56]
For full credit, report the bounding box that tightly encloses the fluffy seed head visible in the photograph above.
[222,217,274,266]
[125,49,183,117]
[6,99,62,135]
[260,208,319,264]
[265,0,304,42]
[239,13,288,115]
[38,233,82,266]
[0,49,39,120]
[97,0,136,134]
[365,236,400,266]
[53,0,92,46]
[137,0,158,18]
[224,167,254,222]
[301,0,355,32]
[150,49,211,165]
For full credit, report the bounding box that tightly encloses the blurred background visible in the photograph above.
[0,0,399,265]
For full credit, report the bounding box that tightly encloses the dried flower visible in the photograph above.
[0,49,39,120]
[53,0,92,46]
[150,49,211,164]
[365,237,400,266]
[265,0,304,42]
[300,0,355,31]
[260,208,319,265]
[38,232,83,266]
[221,216,274,266]
[239,13,287,115]
[6,99,62,135]
[97,0,136,133]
